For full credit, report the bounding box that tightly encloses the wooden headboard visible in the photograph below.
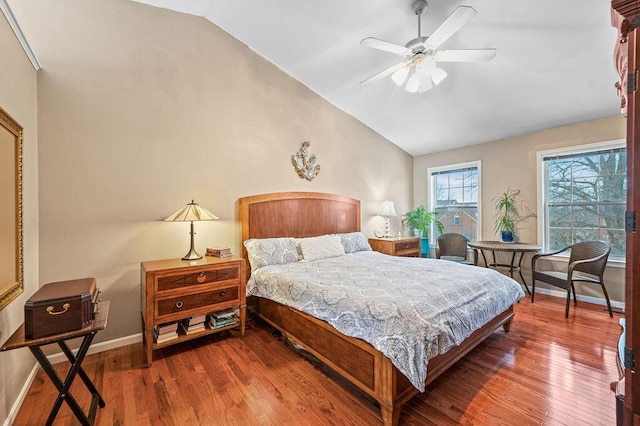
[238,192,361,271]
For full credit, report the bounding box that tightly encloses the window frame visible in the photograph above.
[536,138,626,266]
[428,160,482,244]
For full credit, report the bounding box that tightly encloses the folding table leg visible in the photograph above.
[29,345,91,426]
[58,339,105,407]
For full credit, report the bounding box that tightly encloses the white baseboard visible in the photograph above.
[3,364,39,426]
[3,333,142,426]
[47,333,142,365]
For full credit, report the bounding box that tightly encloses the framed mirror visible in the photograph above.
[0,106,23,311]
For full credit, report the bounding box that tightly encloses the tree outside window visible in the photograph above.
[543,146,626,259]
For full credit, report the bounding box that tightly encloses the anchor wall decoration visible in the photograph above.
[291,141,320,181]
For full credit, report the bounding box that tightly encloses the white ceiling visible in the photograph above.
[135,0,621,156]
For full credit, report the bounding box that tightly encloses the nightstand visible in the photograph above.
[140,256,246,366]
[368,237,420,257]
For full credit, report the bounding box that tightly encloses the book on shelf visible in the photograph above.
[209,316,238,329]
[154,322,178,335]
[183,314,207,326]
[154,329,178,343]
[208,308,239,328]
[211,308,237,319]
[180,321,206,335]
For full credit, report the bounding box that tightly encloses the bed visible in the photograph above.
[239,192,522,426]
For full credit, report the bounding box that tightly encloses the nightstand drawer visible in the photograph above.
[155,285,239,319]
[396,240,419,252]
[369,237,420,257]
[157,267,239,292]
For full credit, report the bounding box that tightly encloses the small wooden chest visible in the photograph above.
[25,278,97,339]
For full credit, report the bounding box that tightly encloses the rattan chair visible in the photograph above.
[531,240,612,318]
[435,233,475,265]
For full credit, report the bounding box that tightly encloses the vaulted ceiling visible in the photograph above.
[135,1,621,155]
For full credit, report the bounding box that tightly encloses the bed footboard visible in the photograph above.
[254,298,515,426]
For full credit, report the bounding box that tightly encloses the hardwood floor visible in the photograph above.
[13,294,621,425]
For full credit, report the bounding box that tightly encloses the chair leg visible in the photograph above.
[600,282,613,318]
[531,278,536,303]
[571,283,577,304]
[565,289,571,318]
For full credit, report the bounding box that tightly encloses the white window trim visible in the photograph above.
[536,138,626,266]
[428,160,482,243]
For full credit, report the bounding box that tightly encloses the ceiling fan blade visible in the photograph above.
[361,37,412,56]
[434,49,497,62]
[360,62,409,86]
[426,6,476,48]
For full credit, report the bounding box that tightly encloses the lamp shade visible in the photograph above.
[379,200,397,217]
[164,200,218,222]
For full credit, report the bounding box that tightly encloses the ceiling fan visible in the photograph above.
[360,0,496,93]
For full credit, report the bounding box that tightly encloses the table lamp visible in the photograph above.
[379,200,397,238]
[164,200,218,260]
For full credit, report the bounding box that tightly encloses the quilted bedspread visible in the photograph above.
[247,251,524,391]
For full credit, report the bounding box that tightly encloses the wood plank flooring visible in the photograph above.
[13,294,621,425]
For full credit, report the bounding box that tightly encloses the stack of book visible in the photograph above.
[154,322,178,344]
[209,308,238,329]
[206,247,233,258]
[180,314,207,335]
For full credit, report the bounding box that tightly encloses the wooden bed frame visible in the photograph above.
[239,192,514,426]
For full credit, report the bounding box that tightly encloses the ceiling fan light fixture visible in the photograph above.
[431,67,448,85]
[420,57,436,73]
[360,3,494,94]
[405,73,420,93]
[417,73,433,93]
[391,67,410,86]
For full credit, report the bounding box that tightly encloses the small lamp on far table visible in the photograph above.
[378,200,397,238]
[164,200,218,260]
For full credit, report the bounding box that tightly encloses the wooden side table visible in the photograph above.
[1,300,110,426]
[369,237,420,257]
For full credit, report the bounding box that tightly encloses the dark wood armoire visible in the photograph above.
[611,1,640,425]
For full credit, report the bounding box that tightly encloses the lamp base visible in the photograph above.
[182,221,202,260]
[182,248,202,261]
[384,217,392,238]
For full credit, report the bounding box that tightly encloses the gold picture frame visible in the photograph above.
[0,105,23,311]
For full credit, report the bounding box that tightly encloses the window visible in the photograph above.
[428,161,481,242]
[539,140,626,261]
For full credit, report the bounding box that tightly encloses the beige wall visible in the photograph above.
[413,116,627,303]
[0,9,38,424]
[9,0,412,344]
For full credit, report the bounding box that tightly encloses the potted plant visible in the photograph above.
[402,205,444,257]
[493,188,522,243]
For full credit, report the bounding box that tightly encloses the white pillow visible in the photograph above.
[300,235,345,261]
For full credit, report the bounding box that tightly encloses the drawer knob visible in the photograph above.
[219,290,227,297]
[196,272,207,283]
[175,301,184,309]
